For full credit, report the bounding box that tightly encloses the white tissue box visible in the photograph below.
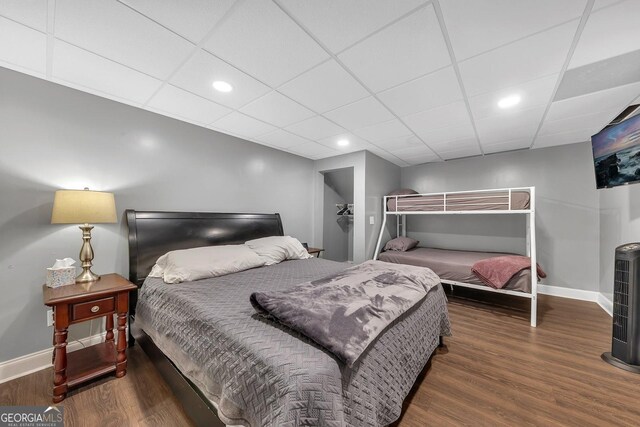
[46,267,76,288]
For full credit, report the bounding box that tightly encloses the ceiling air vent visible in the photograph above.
[604,104,640,129]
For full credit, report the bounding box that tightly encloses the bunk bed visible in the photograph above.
[373,187,539,327]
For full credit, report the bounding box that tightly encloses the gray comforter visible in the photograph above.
[251,260,441,367]
[136,258,451,426]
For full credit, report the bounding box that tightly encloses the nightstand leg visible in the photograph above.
[53,327,68,403]
[105,313,114,343]
[115,311,127,378]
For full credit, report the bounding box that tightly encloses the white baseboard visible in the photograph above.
[537,285,613,317]
[597,293,613,317]
[0,332,106,385]
[537,284,599,302]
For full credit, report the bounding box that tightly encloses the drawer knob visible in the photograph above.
[90,305,100,313]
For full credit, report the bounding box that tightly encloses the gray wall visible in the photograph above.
[401,142,600,291]
[599,184,640,300]
[322,168,353,262]
[365,152,400,259]
[313,151,401,263]
[314,152,367,263]
[0,67,315,362]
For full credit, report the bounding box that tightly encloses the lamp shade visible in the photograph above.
[51,189,117,224]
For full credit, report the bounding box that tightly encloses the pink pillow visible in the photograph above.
[383,237,419,252]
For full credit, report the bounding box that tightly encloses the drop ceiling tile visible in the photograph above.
[475,106,545,145]
[482,138,532,154]
[202,0,328,87]
[240,91,315,127]
[438,146,483,160]
[171,51,270,108]
[256,129,311,149]
[440,0,586,60]
[374,135,424,151]
[338,5,450,92]
[0,0,47,31]
[403,101,471,136]
[546,82,640,122]
[539,109,617,136]
[430,136,479,151]
[52,41,163,105]
[418,122,477,148]
[533,128,594,148]
[593,0,625,10]
[211,112,277,139]
[459,20,579,96]
[277,0,428,53]
[287,142,340,159]
[55,0,193,80]
[0,17,46,75]
[570,1,640,69]
[324,97,394,130]
[469,74,558,121]
[278,60,369,113]
[285,115,345,140]
[171,50,270,109]
[353,119,412,143]
[377,66,463,117]
[147,85,231,125]
[119,0,235,43]
[387,144,436,157]
[318,133,371,153]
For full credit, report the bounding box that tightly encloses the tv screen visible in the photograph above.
[592,112,640,189]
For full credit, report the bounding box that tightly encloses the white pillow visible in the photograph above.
[245,236,312,265]
[155,244,265,284]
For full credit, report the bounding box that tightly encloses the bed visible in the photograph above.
[126,210,451,426]
[378,247,532,293]
[374,186,539,327]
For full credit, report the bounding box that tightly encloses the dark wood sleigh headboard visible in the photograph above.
[125,210,284,286]
[124,210,283,425]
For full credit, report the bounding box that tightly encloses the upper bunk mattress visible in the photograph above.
[378,247,532,293]
[387,190,530,212]
[135,258,451,426]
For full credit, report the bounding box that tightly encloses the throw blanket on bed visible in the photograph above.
[250,260,441,367]
[472,255,546,289]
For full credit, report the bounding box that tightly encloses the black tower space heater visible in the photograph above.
[602,243,640,373]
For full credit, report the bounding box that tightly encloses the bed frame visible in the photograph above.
[373,186,539,327]
[125,209,285,426]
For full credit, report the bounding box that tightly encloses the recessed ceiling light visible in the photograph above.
[337,139,350,147]
[497,94,521,109]
[212,80,233,93]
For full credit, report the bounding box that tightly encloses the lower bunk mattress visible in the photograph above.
[378,247,532,293]
[135,258,451,426]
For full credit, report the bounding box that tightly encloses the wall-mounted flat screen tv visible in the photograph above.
[592,112,640,189]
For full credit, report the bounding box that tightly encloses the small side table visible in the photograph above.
[307,247,324,258]
[43,273,137,403]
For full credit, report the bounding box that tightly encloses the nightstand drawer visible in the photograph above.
[72,297,114,320]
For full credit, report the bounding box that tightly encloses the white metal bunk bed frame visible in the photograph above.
[373,186,538,327]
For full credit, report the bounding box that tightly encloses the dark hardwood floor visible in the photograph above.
[2,291,638,426]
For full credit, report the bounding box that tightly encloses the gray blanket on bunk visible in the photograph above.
[135,258,451,427]
[250,260,441,367]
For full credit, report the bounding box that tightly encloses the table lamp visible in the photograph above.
[51,188,117,283]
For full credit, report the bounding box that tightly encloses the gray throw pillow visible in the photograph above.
[383,237,419,252]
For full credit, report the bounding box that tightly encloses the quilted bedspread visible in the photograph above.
[136,258,451,426]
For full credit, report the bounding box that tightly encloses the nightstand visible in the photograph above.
[42,274,137,403]
[307,247,324,258]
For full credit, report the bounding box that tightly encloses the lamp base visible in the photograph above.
[76,268,100,283]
